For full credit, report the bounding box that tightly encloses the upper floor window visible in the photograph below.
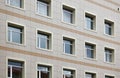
[37,30,51,50]
[85,43,96,59]
[105,20,114,36]
[8,59,24,78]
[105,48,114,63]
[37,65,52,78]
[8,23,24,44]
[85,72,96,78]
[63,69,75,78]
[63,5,75,24]
[7,0,24,8]
[37,0,51,16]
[63,37,75,55]
[85,13,96,30]
[105,75,114,78]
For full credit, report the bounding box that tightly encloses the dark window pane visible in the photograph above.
[8,66,10,77]
[41,71,49,78]
[12,67,22,78]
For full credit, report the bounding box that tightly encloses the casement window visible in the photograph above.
[63,37,75,55]
[37,31,51,50]
[85,72,96,78]
[105,75,114,78]
[37,0,51,16]
[8,60,24,78]
[37,65,51,78]
[105,20,114,35]
[85,13,96,30]
[105,48,114,63]
[63,69,75,78]
[6,0,24,8]
[63,5,75,24]
[85,43,96,59]
[8,23,24,44]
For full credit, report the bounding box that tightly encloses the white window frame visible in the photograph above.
[36,0,51,16]
[7,23,24,44]
[85,16,95,30]
[85,72,96,78]
[62,5,75,24]
[8,60,23,78]
[105,48,114,63]
[85,43,96,59]
[63,68,76,78]
[6,0,24,8]
[104,20,114,36]
[37,33,50,49]
[63,39,73,54]
[37,64,52,78]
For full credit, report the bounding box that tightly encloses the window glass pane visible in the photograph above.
[63,9,72,23]
[63,69,73,78]
[105,23,112,35]
[12,67,22,78]
[8,66,11,77]
[41,71,49,78]
[40,38,47,48]
[37,33,49,49]
[86,17,93,30]
[86,49,94,58]
[64,40,72,54]
[105,49,113,62]
[9,0,21,8]
[86,74,92,78]
[86,44,94,58]
[37,1,48,16]
[8,60,23,78]
[38,65,50,78]
[8,26,22,44]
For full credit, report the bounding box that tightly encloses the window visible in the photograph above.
[63,37,75,55]
[63,69,75,78]
[37,0,51,16]
[85,13,96,30]
[8,23,24,44]
[85,43,96,59]
[85,72,96,78]
[37,31,51,50]
[105,75,114,78]
[63,5,75,24]
[105,20,114,35]
[8,59,24,78]
[7,0,24,8]
[105,48,114,63]
[37,65,51,78]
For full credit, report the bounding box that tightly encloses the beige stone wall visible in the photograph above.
[0,0,120,78]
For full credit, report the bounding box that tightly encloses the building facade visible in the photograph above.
[0,0,120,78]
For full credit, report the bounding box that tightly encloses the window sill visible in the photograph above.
[104,33,115,38]
[104,61,115,65]
[6,41,26,47]
[84,28,97,33]
[62,53,76,57]
[6,4,25,11]
[61,21,76,27]
[35,12,52,19]
[84,57,97,61]
[36,47,53,52]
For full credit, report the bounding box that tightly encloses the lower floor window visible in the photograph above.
[63,69,75,78]
[8,60,23,78]
[85,72,96,78]
[37,65,51,78]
